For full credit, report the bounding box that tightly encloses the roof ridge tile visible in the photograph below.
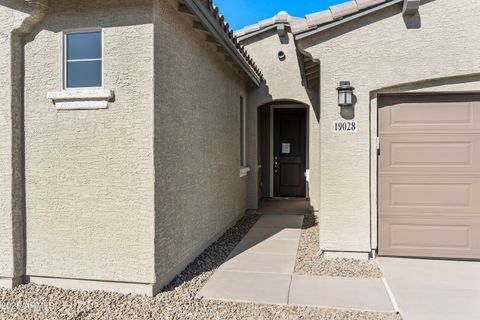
[235,0,392,38]
[329,1,359,19]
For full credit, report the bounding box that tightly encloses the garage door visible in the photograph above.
[378,94,480,259]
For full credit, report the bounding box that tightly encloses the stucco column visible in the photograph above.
[317,83,372,259]
[0,0,47,288]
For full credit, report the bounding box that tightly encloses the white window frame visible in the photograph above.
[240,96,247,168]
[63,28,104,90]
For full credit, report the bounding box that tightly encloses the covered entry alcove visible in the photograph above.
[257,102,310,200]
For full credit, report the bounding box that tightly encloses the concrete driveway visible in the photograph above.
[378,257,480,320]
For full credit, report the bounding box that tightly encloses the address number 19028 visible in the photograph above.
[332,120,357,133]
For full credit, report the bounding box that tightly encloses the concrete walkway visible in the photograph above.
[198,214,394,312]
[378,257,480,320]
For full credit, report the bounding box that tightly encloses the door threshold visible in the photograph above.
[267,197,309,200]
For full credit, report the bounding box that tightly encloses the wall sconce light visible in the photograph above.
[278,51,286,61]
[336,81,355,107]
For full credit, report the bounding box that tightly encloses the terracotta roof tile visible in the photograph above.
[356,0,386,10]
[199,0,263,80]
[234,0,392,38]
[258,17,275,28]
[330,1,359,19]
[290,19,310,34]
[233,11,303,37]
[305,10,334,28]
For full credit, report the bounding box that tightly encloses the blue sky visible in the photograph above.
[214,0,347,30]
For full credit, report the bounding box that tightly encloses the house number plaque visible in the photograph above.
[332,120,357,133]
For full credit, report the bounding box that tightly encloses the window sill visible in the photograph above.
[240,167,250,178]
[47,88,114,110]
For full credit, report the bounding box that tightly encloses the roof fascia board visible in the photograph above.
[237,24,282,42]
[183,0,261,86]
[295,0,403,40]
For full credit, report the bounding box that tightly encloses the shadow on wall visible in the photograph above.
[1,0,36,14]
[403,11,421,29]
[293,50,320,122]
[279,31,289,45]
[161,200,317,294]
[302,210,318,231]
[307,84,320,122]
[159,215,260,294]
[300,0,436,49]
[402,0,438,29]
[372,74,480,96]
[22,2,153,45]
[256,68,319,121]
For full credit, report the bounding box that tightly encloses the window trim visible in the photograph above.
[62,28,104,90]
[240,96,248,170]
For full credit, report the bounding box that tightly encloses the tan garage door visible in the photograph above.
[378,94,480,259]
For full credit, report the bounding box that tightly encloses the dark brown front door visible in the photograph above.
[274,108,306,197]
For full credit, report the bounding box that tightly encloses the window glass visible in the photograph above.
[67,32,102,60]
[66,31,102,88]
[67,60,102,88]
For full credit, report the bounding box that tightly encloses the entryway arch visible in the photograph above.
[257,100,310,200]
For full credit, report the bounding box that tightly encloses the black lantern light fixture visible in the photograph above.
[336,81,355,107]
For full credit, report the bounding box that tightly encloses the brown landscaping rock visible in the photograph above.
[0,215,398,320]
[295,214,383,278]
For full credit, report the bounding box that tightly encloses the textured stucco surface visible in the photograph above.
[3,0,477,292]
[299,0,480,253]
[242,29,321,210]
[22,0,156,283]
[153,0,248,287]
[0,0,38,281]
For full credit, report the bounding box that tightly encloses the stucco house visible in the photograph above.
[1,0,479,296]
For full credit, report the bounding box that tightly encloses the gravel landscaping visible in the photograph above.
[295,213,384,278]
[0,214,398,320]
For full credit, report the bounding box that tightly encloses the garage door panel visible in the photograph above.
[379,95,480,133]
[379,216,480,259]
[378,94,480,259]
[379,135,480,173]
[379,176,480,214]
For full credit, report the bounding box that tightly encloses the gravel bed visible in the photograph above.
[0,215,398,320]
[295,214,383,278]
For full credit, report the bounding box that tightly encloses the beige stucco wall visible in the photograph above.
[0,0,42,284]
[152,0,248,288]
[22,0,156,283]
[299,0,480,254]
[242,29,321,210]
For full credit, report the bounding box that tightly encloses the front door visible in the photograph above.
[274,108,306,197]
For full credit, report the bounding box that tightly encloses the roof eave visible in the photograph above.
[294,0,403,40]
[184,0,262,86]
[236,24,285,42]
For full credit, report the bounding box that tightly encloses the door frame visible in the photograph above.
[269,104,309,198]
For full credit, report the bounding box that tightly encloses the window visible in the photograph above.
[240,96,247,167]
[65,30,102,88]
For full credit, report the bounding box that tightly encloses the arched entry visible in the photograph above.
[257,100,309,199]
